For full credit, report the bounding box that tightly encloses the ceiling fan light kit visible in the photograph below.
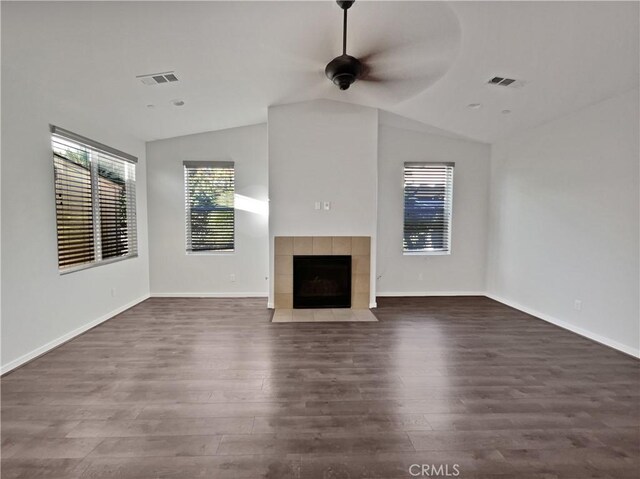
[325,0,362,91]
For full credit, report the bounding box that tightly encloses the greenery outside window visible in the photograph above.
[403,162,454,254]
[184,161,235,253]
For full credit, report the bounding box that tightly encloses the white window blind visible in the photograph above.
[51,126,137,272]
[403,162,454,254]
[184,161,235,252]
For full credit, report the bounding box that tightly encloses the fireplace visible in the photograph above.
[293,255,351,308]
[273,236,370,309]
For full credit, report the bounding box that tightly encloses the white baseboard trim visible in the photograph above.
[151,292,268,298]
[369,302,378,308]
[486,293,640,359]
[1,294,150,375]
[377,291,485,297]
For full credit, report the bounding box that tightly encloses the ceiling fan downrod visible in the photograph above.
[342,2,348,54]
[325,0,363,91]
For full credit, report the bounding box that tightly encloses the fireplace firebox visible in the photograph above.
[293,255,351,308]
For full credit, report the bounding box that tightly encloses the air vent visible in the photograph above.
[487,76,525,88]
[137,71,179,86]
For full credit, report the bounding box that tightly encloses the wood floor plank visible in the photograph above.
[77,455,302,479]
[216,431,416,455]
[251,413,432,434]
[87,435,222,458]
[1,296,637,478]
[0,458,90,479]
[65,417,254,438]
[2,437,104,459]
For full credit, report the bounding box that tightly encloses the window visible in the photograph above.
[403,162,454,254]
[51,125,137,272]
[184,161,235,252]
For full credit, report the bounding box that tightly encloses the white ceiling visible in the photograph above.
[2,1,638,143]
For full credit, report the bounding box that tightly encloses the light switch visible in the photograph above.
[314,201,321,210]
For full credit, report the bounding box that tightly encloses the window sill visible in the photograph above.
[403,250,451,256]
[186,250,235,256]
[59,254,138,275]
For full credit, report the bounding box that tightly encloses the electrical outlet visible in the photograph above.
[230,274,236,282]
[573,300,582,311]
[323,201,331,210]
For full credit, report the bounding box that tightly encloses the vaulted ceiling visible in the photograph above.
[2,1,638,143]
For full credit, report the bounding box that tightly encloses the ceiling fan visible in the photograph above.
[280,0,459,102]
[324,1,365,90]
[323,0,432,94]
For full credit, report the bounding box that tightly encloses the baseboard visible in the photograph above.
[369,302,378,308]
[151,292,268,298]
[486,293,640,359]
[377,291,485,297]
[1,294,150,375]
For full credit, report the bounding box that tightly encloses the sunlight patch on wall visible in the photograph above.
[234,194,269,216]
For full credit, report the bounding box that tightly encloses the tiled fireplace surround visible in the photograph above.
[274,236,371,309]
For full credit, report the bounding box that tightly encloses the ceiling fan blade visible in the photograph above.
[270,70,331,105]
[358,73,385,83]
[361,56,450,88]
[349,79,428,106]
[356,30,458,76]
[355,57,452,104]
[350,1,460,66]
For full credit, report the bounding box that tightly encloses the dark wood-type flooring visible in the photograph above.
[1,297,638,478]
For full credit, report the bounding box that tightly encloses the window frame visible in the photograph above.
[184,160,236,255]
[402,161,455,256]
[51,125,138,274]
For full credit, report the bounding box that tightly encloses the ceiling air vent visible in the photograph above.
[487,76,526,88]
[137,71,179,86]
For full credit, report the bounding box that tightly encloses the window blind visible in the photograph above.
[53,142,95,268]
[97,154,137,260]
[184,161,235,252]
[403,162,454,254]
[52,127,137,272]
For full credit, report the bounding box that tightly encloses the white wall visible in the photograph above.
[268,100,379,306]
[377,123,491,295]
[146,124,269,296]
[1,66,150,372]
[487,88,640,356]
